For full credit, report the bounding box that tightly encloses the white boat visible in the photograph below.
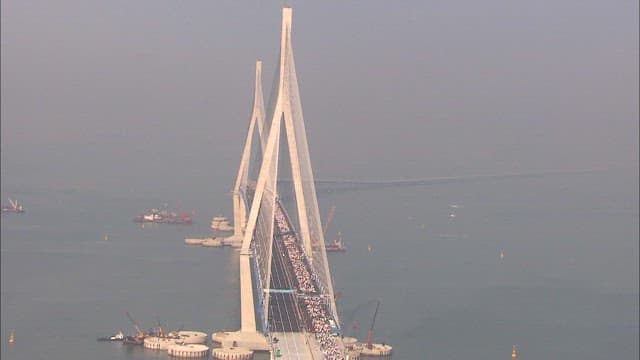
[1,198,24,213]
[133,207,192,224]
[210,216,233,232]
[97,331,125,342]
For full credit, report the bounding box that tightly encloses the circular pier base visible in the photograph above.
[211,347,253,360]
[202,238,223,247]
[343,336,358,349]
[168,343,210,358]
[144,336,176,350]
[358,343,393,357]
[211,331,230,344]
[210,331,269,351]
[177,331,208,344]
[184,238,205,246]
[345,349,361,360]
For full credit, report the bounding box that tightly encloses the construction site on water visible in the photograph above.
[96,312,210,358]
[94,306,391,359]
[109,7,389,359]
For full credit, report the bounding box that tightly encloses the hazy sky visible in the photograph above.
[1,0,638,192]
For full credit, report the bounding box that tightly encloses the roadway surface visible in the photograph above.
[271,332,323,360]
[268,208,304,332]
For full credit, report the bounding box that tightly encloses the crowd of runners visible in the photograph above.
[274,205,344,359]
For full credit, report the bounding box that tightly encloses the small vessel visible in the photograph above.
[97,331,125,342]
[325,232,346,252]
[8,330,15,344]
[210,216,233,232]
[512,345,519,359]
[1,198,24,213]
[133,207,192,224]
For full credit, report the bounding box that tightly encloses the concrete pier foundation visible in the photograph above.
[143,336,176,350]
[211,331,269,351]
[168,343,210,358]
[358,343,393,357]
[177,331,207,344]
[211,347,253,360]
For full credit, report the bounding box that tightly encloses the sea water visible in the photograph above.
[1,169,638,360]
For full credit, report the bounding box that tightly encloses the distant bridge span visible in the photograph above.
[309,169,598,191]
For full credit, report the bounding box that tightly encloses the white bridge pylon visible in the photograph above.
[237,7,339,345]
[231,60,267,246]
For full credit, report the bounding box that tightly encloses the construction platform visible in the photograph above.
[211,331,270,351]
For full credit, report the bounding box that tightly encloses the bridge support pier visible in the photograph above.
[223,234,243,248]
[211,331,270,351]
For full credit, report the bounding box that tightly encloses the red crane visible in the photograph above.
[323,205,336,236]
[366,300,381,349]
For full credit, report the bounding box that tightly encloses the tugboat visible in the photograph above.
[97,331,125,342]
[133,207,192,224]
[1,198,24,213]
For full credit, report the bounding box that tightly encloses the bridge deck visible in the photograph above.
[271,332,323,360]
[257,200,344,359]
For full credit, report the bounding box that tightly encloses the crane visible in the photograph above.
[126,311,145,339]
[155,315,165,338]
[323,205,336,236]
[366,300,380,349]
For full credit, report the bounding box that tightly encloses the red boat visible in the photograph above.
[325,232,346,252]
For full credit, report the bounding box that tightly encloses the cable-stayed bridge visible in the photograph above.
[218,7,346,360]
[216,7,596,359]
